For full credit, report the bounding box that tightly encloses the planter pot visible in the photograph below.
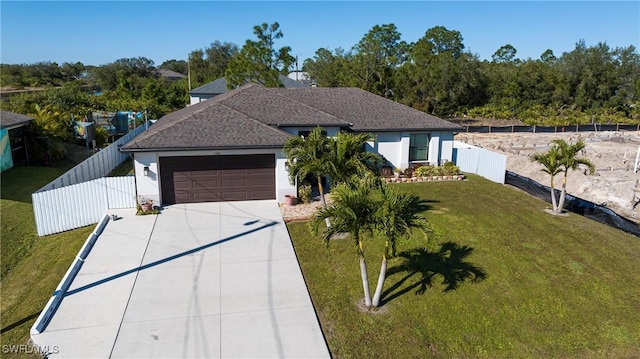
[140,202,153,211]
[435,176,443,181]
[401,177,408,183]
[284,195,297,206]
[445,175,453,181]
[422,176,429,182]
[411,177,418,182]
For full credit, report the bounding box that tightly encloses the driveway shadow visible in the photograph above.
[381,241,487,305]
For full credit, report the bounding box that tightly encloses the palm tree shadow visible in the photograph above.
[381,241,487,305]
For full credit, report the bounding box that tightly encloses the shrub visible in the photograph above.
[299,184,312,204]
[442,161,461,176]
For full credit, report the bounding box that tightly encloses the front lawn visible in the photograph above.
[288,175,640,358]
[1,162,91,358]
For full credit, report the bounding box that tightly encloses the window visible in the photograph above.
[409,133,430,161]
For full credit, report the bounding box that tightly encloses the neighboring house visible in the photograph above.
[188,74,309,105]
[0,110,33,171]
[122,83,461,205]
[157,68,187,81]
[287,71,315,87]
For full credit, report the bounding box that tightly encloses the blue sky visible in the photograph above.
[1,1,638,66]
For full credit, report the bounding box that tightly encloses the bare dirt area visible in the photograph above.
[455,130,640,222]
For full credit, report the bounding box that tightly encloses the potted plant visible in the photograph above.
[138,196,154,211]
[284,194,298,206]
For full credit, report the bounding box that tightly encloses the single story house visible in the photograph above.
[122,83,462,205]
[1,110,33,171]
[189,74,309,105]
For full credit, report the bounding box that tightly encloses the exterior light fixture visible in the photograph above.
[143,166,150,176]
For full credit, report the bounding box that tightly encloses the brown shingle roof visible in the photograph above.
[272,87,461,132]
[122,83,461,152]
[122,88,293,151]
[1,110,33,129]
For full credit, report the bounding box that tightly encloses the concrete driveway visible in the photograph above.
[31,200,330,358]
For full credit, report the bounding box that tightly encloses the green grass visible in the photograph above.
[1,162,92,357]
[288,175,640,358]
[108,158,134,176]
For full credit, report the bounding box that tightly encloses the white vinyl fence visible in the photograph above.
[453,141,507,184]
[37,125,147,192]
[32,176,136,236]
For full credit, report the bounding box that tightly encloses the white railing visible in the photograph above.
[32,176,136,236]
[453,141,507,184]
[37,125,147,192]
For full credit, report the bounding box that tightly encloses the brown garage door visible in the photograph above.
[159,154,276,204]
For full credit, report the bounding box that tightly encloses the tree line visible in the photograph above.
[2,22,639,127]
[304,24,640,125]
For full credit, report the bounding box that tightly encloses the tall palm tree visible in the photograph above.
[553,139,595,212]
[310,178,377,308]
[371,182,430,307]
[530,145,563,212]
[283,127,333,209]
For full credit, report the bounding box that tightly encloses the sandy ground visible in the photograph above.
[455,131,640,222]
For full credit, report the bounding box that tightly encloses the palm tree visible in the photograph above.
[530,145,563,212]
[553,139,595,212]
[371,182,430,307]
[310,178,377,308]
[283,127,333,209]
[329,132,385,185]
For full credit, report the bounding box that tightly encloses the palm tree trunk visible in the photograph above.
[317,175,332,228]
[371,254,387,308]
[317,175,327,208]
[557,174,568,213]
[360,256,372,308]
[358,240,372,308]
[550,178,558,212]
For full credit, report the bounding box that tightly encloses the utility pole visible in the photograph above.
[187,57,192,91]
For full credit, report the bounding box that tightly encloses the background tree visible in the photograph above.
[348,23,408,97]
[91,57,157,93]
[187,41,239,87]
[303,48,350,87]
[396,26,485,116]
[159,59,188,75]
[225,22,295,88]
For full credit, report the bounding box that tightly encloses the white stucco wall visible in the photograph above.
[132,149,295,205]
[188,95,215,106]
[133,152,160,204]
[373,131,453,169]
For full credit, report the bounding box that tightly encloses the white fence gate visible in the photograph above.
[32,176,136,236]
[453,141,507,184]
